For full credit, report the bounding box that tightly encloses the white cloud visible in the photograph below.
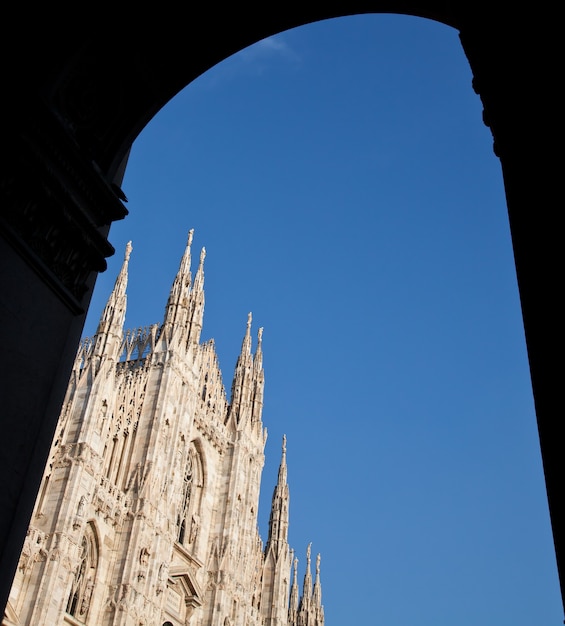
[240,35,300,64]
[194,35,300,90]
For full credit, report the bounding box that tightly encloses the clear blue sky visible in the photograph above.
[83,14,562,625]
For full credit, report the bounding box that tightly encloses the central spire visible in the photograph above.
[163,229,194,330]
[161,229,206,348]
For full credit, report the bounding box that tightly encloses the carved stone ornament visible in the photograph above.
[1,101,127,312]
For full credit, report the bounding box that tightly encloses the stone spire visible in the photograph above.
[92,240,132,362]
[250,326,265,427]
[288,555,300,626]
[312,553,324,624]
[296,543,324,626]
[161,230,206,349]
[303,543,313,600]
[241,311,253,356]
[261,435,292,626]
[228,315,266,431]
[163,229,193,333]
[185,246,206,346]
[228,313,255,427]
[254,326,263,373]
[297,543,313,624]
[265,435,289,554]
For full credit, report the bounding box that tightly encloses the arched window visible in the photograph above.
[177,448,194,544]
[176,443,204,546]
[66,524,98,622]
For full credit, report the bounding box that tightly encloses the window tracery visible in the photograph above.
[66,524,98,622]
[176,444,204,546]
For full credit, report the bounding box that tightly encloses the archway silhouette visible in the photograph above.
[82,15,559,624]
[0,6,562,620]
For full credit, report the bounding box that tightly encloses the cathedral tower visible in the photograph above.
[3,233,324,626]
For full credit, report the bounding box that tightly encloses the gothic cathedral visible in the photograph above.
[3,232,324,626]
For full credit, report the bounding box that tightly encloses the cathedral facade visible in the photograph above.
[3,232,324,626]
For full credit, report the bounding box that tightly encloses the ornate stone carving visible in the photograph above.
[1,103,127,311]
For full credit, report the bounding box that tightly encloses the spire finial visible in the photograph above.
[302,542,313,597]
[187,228,194,247]
[253,326,264,375]
[282,434,287,455]
[192,245,206,289]
[238,312,252,355]
[313,551,323,609]
[107,238,132,301]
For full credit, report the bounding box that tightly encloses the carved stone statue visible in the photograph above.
[77,495,87,517]
[139,546,150,566]
[189,513,200,544]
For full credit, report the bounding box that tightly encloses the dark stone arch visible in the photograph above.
[43,6,460,181]
[0,4,562,618]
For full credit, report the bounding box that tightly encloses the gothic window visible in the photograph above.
[177,448,194,543]
[176,443,204,547]
[66,524,98,622]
